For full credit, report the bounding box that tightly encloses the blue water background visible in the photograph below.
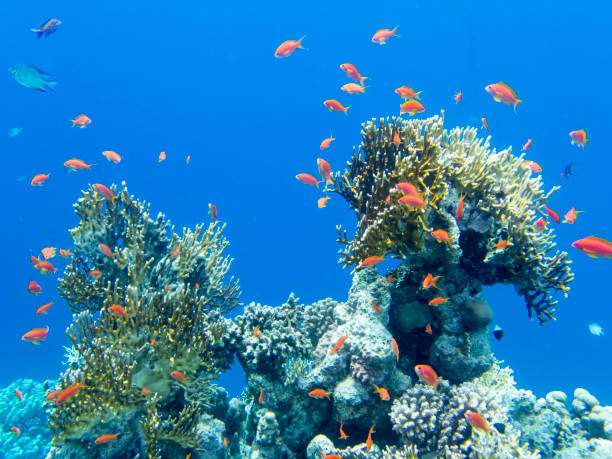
[1,0,610,406]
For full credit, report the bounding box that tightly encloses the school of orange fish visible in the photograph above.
[13,24,612,454]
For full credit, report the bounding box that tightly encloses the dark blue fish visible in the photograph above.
[561,162,576,180]
[9,64,57,92]
[31,18,61,38]
[493,324,503,340]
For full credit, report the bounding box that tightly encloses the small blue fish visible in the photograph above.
[8,127,23,137]
[589,323,604,336]
[31,18,61,38]
[9,64,57,92]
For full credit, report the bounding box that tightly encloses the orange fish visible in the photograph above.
[341,83,365,94]
[186,155,191,165]
[158,151,166,162]
[493,240,508,249]
[522,138,532,151]
[10,427,20,437]
[533,217,547,232]
[431,229,452,244]
[171,370,186,382]
[359,256,385,268]
[339,423,348,440]
[27,280,42,295]
[398,194,426,208]
[320,136,335,150]
[171,246,180,257]
[373,385,390,401]
[102,150,121,163]
[455,194,465,221]
[340,63,367,85]
[36,301,54,315]
[422,273,441,290]
[30,255,41,265]
[521,160,542,173]
[400,99,425,116]
[15,389,23,402]
[454,90,462,104]
[366,425,375,451]
[223,437,228,448]
[274,36,306,58]
[563,207,583,224]
[41,247,56,259]
[64,158,93,171]
[395,182,418,195]
[317,158,333,185]
[569,129,589,147]
[71,113,91,128]
[317,197,331,208]
[59,249,72,258]
[258,388,263,404]
[393,131,401,146]
[253,327,261,337]
[208,203,217,221]
[428,297,448,307]
[425,323,433,335]
[30,173,50,186]
[391,338,399,362]
[372,26,399,44]
[543,206,560,224]
[485,82,522,111]
[414,364,438,388]
[296,173,320,188]
[308,388,331,399]
[165,284,171,292]
[319,451,341,459]
[142,388,152,395]
[330,335,348,355]
[371,301,382,314]
[395,86,421,100]
[324,99,350,114]
[572,236,612,258]
[45,389,61,401]
[98,243,115,258]
[186,454,192,459]
[95,434,118,444]
[464,410,490,432]
[481,117,488,132]
[34,260,57,274]
[92,183,115,202]
[108,304,128,317]
[56,383,87,404]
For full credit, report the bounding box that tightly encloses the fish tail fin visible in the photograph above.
[514,99,522,112]
[360,76,368,85]
[392,25,400,36]
[343,106,350,115]
[297,35,307,50]
[31,28,44,38]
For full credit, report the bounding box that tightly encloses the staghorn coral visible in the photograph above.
[331,113,573,323]
[47,183,240,457]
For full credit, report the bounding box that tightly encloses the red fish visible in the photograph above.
[171,246,180,257]
[98,243,115,258]
[274,36,306,58]
[15,389,23,402]
[428,297,448,306]
[431,229,452,244]
[395,86,421,100]
[59,249,72,258]
[485,82,522,111]
[296,173,320,188]
[391,338,399,362]
[330,336,348,355]
[158,151,166,162]
[10,426,20,437]
[372,26,399,44]
[34,260,57,274]
[95,434,119,444]
[308,388,331,399]
[563,208,583,224]
[339,423,348,440]
[393,132,401,146]
[414,364,438,388]
[425,323,433,335]
[253,327,261,337]
[341,82,366,94]
[533,217,547,232]
[373,385,390,401]
[223,437,228,448]
[36,301,54,315]
[56,383,87,404]
[481,117,488,133]
[142,388,152,395]
[317,158,333,185]
[64,159,93,171]
[493,240,508,249]
[398,194,426,208]
[323,99,350,114]
[27,281,42,295]
[400,99,425,116]
[572,236,612,258]
[320,136,335,150]
[22,327,49,344]
[521,160,542,173]
[102,150,121,163]
[359,256,385,268]
[171,371,186,382]
[522,139,532,151]
[340,63,367,85]
[366,425,375,451]
[45,389,61,401]
[569,129,589,147]
[395,182,418,195]
[93,184,115,202]
[317,197,330,208]
[454,91,462,104]
[30,255,41,265]
[319,452,341,459]
[455,194,465,221]
[41,247,56,259]
[422,273,441,290]
[208,203,217,221]
[258,388,263,404]
[108,305,128,317]
[371,301,382,314]
[71,114,91,128]
[89,269,102,278]
[30,173,50,186]
[465,410,490,432]
[543,206,560,224]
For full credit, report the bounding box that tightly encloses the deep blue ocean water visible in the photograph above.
[1,0,610,417]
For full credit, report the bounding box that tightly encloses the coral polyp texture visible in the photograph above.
[332,112,573,324]
[47,183,240,458]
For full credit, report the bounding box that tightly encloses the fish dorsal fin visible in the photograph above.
[587,235,612,247]
[497,81,517,97]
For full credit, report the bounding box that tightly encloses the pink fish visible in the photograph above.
[372,26,399,44]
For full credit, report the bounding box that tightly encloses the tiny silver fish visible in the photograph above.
[589,323,604,336]
[9,64,57,92]
[8,127,23,137]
